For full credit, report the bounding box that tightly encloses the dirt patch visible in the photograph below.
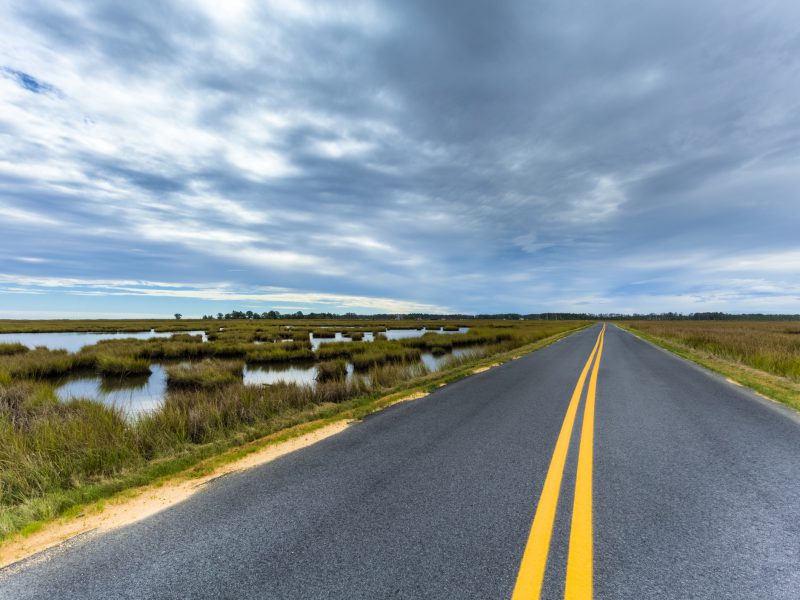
[385,391,429,407]
[0,420,350,569]
[473,363,500,374]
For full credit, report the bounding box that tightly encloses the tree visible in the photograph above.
[174,313,182,320]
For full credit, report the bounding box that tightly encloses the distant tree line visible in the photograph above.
[195,310,800,321]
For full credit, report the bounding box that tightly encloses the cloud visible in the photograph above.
[1,0,799,315]
[0,274,450,314]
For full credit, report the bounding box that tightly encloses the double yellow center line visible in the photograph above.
[512,324,606,600]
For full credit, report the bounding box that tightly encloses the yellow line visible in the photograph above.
[564,325,604,599]
[511,326,604,600]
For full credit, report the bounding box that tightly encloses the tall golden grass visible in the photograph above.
[626,321,800,381]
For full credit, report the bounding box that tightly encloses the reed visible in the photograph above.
[316,360,347,382]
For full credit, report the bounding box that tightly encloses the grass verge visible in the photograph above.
[619,324,800,412]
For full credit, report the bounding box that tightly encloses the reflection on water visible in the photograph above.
[56,364,168,417]
[243,363,318,386]
[309,327,469,350]
[419,346,482,371]
[54,338,476,417]
[0,330,207,353]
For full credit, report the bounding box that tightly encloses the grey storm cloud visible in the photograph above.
[1,0,799,316]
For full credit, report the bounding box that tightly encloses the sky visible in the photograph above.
[1,0,800,318]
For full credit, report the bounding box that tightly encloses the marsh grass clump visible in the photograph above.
[245,346,314,364]
[170,333,203,343]
[96,355,152,377]
[311,330,337,339]
[316,341,364,360]
[349,332,364,341]
[139,384,279,446]
[316,360,347,382]
[350,346,421,370]
[0,348,80,380]
[0,343,28,356]
[165,360,243,389]
[439,348,487,370]
[366,361,428,388]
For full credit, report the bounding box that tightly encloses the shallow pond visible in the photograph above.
[54,340,479,418]
[309,327,469,350]
[0,330,207,353]
[56,365,169,416]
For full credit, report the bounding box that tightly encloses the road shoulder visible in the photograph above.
[616,323,800,417]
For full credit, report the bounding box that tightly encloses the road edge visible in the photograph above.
[614,323,800,419]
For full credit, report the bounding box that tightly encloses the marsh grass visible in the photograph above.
[165,360,244,389]
[0,343,28,356]
[626,321,800,381]
[245,345,314,364]
[0,348,83,380]
[350,346,421,370]
[1,385,138,509]
[316,360,347,382]
[316,341,365,360]
[311,330,337,339]
[170,333,204,343]
[0,319,590,540]
[96,355,152,377]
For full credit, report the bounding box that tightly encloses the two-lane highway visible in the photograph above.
[2,324,799,599]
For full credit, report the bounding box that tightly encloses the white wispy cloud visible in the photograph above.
[0,274,450,313]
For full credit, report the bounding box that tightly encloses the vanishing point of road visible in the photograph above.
[2,323,799,599]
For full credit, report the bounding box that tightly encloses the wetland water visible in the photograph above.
[309,327,469,350]
[55,342,480,417]
[0,330,208,353]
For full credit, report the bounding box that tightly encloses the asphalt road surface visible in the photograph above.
[2,323,799,599]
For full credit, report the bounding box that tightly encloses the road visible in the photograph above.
[2,323,799,599]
